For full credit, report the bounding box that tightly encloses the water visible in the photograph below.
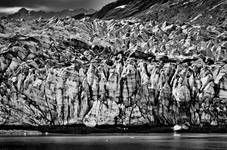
[0,133,227,150]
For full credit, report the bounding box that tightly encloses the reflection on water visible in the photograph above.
[0,134,227,150]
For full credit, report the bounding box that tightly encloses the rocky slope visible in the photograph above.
[0,14,226,128]
[93,0,227,26]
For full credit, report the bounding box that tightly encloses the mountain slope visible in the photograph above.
[93,0,159,19]
[93,0,227,25]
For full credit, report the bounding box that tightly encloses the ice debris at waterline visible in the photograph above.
[0,17,227,127]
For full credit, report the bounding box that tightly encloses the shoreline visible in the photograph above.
[0,125,227,136]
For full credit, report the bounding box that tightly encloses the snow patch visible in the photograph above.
[115,5,127,9]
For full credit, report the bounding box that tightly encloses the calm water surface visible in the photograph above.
[0,133,227,150]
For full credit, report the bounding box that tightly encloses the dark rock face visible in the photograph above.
[93,0,227,26]
[93,0,158,19]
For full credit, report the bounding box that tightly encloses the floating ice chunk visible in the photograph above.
[173,124,182,131]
